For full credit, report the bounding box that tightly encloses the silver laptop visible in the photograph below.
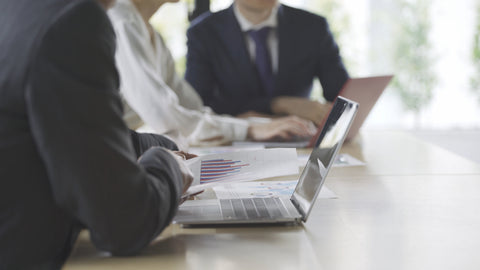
[173,97,358,226]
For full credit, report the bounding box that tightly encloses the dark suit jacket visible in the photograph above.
[0,0,183,269]
[185,4,349,115]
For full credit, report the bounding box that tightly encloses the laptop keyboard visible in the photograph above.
[219,197,290,220]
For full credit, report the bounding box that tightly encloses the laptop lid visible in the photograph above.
[291,96,358,222]
[339,75,393,141]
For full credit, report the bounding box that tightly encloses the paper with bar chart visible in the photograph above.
[185,148,298,196]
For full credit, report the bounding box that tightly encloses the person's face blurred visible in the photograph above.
[235,0,277,13]
[97,0,116,9]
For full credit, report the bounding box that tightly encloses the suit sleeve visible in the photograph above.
[25,1,182,255]
[315,18,349,101]
[130,130,179,158]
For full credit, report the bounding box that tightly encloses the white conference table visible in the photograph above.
[64,131,480,270]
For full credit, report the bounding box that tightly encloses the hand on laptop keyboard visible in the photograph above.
[271,97,332,125]
[247,116,316,141]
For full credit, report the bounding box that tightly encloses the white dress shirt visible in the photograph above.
[108,0,249,147]
[233,2,280,73]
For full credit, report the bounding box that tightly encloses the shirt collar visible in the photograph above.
[233,3,279,32]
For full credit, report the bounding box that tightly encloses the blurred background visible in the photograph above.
[150,0,480,162]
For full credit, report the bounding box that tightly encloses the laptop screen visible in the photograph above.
[291,97,358,221]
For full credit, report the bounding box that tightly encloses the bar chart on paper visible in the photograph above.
[185,148,299,195]
[200,159,250,184]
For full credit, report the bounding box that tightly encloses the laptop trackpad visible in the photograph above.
[175,200,223,222]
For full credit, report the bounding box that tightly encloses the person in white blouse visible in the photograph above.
[108,0,315,148]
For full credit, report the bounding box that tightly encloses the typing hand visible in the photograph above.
[247,115,316,141]
[271,96,332,125]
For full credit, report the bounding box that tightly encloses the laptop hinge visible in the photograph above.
[290,197,307,222]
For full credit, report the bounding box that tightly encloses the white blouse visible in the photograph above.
[108,0,249,147]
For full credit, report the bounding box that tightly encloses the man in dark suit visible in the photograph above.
[185,0,349,125]
[0,0,192,268]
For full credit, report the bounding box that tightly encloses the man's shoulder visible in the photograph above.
[33,0,107,28]
[17,0,112,49]
[36,0,115,62]
[0,0,106,40]
[51,0,112,31]
[189,6,232,32]
[279,4,327,26]
[31,0,117,90]
[0,0,111,83]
